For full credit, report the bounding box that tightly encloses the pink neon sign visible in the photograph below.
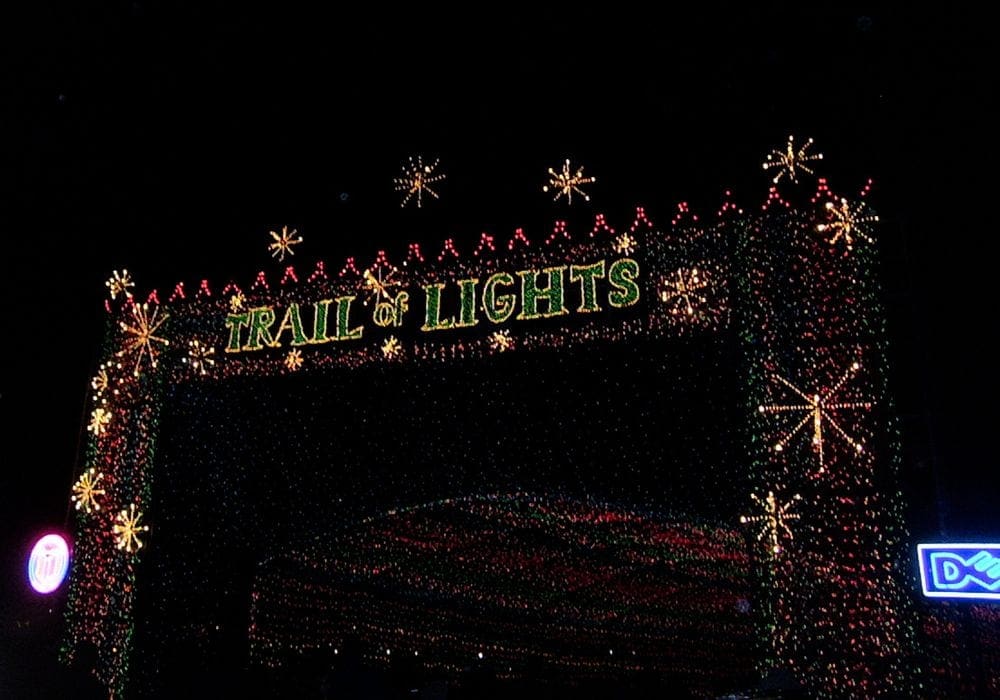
[27,533,70,594]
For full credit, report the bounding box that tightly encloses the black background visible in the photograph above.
[1,4,996,697]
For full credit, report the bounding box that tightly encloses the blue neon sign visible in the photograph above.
[918,543,1000,600]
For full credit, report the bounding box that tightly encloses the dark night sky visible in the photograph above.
[1,2,997,689]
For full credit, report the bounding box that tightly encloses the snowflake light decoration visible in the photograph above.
[543,158,595,204]
[71,467,105,514]
[613,233,637,255]
[489,330,514,353]
[112,503,149,554]
[381,335,402,359]
[762,135,823,184]
[741,490,802,555]
[660,268,710,316]
[183,339,216,376]
[394,156,445,208]
[116,303,169,377]
[268,226,303,261]
[758,361,872,474]
[229,291,246,312]
[817,197,878,251]
[105,269,135,300]
[284,349,303,371]
[87,407,111,435]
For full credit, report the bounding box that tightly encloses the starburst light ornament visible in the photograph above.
[71,468,105,514]
[394,156,445,208]
[758,361,871,474]
[105,270,135,300]
[284,349,304,371]
[116,303,169,377]
[762,135,823,184]
[543,158,595,204]
[741,490,802,555]
[381,336,402,359]
[268,226,303,261]
[817,197,878,252]
[660,268,710,317]
[113,503,149,554]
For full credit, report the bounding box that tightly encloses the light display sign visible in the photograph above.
[61,151,928,697]
[918,543,1000,600]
